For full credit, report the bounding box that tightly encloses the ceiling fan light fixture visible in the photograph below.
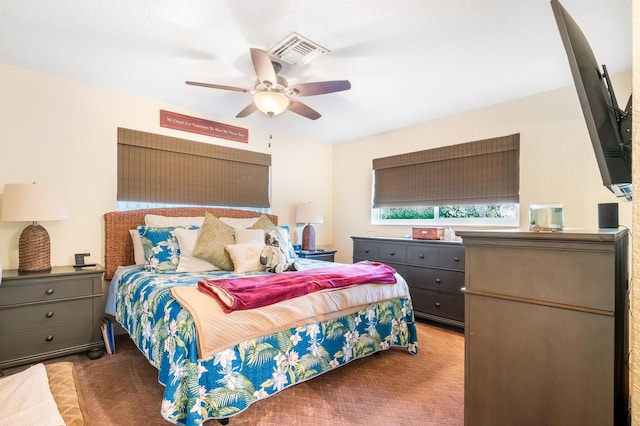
[254,91,289,117]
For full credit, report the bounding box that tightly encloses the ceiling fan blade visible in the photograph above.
[290,80,351,96]
[250,48,277,88]
[185,81,250,93]
[288,99,321,120]
[236,102,258,118]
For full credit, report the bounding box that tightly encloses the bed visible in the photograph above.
[103,207,418,425]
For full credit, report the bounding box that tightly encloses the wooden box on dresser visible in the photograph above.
[351,236,464,328]
[458,229,629,426]
[0,265,105,369]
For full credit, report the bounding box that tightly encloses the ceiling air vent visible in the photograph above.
[268,32,328,66]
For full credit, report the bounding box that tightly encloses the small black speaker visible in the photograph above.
[598,203,619,229]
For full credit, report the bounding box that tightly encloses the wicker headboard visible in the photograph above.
[103,207,278,280]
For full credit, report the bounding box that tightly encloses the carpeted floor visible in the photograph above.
[4,320,464,425]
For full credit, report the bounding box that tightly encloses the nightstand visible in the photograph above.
[0,265,105,369]
[296,250,337,262]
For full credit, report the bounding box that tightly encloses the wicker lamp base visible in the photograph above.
[18,224,51,272]
[301,224,316,251]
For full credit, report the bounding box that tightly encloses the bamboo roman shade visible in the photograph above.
[117,128,271,207]
[372,134,519,208]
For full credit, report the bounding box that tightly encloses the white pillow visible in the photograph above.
[174,228,220,273]
[145,214,205,228]
[225,242,265,273]
[219,217,259,229]
[129,229,145,265]
[235,228,265,244]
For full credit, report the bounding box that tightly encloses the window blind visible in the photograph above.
[117,128,271,208]
[372,134,519,208]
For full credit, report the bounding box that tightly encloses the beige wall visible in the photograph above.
[333,71,632,264]
[0,62,333,269]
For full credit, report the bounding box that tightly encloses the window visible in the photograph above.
[372,134,520,226]
[117,128,271,210]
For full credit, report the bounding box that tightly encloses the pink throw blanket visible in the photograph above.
[198,261,397,313]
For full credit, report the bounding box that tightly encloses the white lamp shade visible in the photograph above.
[296,202,323,224]
[1,183,69,222]
[254,91,290,116]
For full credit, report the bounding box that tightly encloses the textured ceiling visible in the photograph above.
[0,0,632,143]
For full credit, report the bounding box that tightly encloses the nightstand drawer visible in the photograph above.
[0,276,95,306]
[0,298,93,333]
[0,321,94,361]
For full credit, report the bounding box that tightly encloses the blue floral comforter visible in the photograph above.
[106,259,418,425]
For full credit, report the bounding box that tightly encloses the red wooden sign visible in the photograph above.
[160,110,249,143]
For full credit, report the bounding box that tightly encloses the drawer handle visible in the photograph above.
[454,256,460,262]
[45,311,54,318]
[435,278,441,284]
[364,249,369,253]
[434,302,441,308]
[389,251,395,256]
[45,335,54,342]
[45,288,54,295]
[419,254,424,259]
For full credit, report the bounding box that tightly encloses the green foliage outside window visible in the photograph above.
[380,204,514,220]
[438,204,506,218]
[380,206,435,219]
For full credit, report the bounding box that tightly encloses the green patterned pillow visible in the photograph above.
[192,212,236,270]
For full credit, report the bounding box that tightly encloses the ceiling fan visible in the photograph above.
[186,48,351,120]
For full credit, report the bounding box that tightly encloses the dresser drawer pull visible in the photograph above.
[45,311,54,318]
[45,335,54,342]
[435,278,441,284]
[45,288,54,295]
[434,302,441,308]
[419,254,424,259]
[389,251,395,256]
[454,256,461,262]
[364,249,369,253]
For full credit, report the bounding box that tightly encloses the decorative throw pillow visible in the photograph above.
[235,228,265,244]
[192,212,236,271]
[174,228,220,273]
[251,215,297,260]
[219,216,259,229]
[225,242,266,273]
[138,226,192,272]
[129,229,145,265]
[277,226,298,259]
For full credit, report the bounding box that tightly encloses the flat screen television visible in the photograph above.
[551,0,632,200]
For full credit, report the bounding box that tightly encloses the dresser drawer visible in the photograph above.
[411,288,464,323]
[407,245,464,270]
[0,321,94,361]
[0,298,93,333]
[0,276,95,306]
[466,245,614,311]
[353,240,407,263]
[404,267,465,295]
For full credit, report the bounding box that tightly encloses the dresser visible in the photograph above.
[351,236,464,327]
[459,229,629,426]
[0,266,105,369]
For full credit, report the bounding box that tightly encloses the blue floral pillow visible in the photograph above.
[138,225,198,272]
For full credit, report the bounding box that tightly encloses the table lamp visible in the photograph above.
[1,183,69,271]
[295,202,323,251]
